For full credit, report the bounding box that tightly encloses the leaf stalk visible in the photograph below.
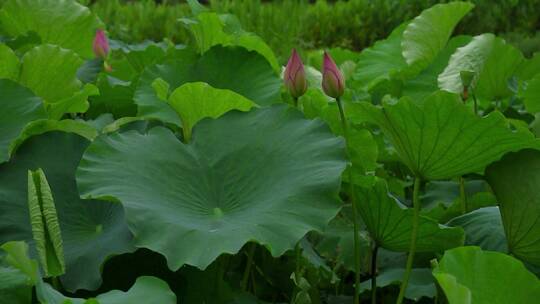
[336,97,362,304]
[396,176,421,304]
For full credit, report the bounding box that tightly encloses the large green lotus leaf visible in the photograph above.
[0,43,19,80]
[438,34,524,100]
[520,73,540,114]
[358,91,539,180]
[181,12,279,72]
[401,2,473,74]
[433,246,540,304]
[0,241,38,304]
[76,105,346,270]
[36,276,176,304]
[357,178,464,252]
[0,0,102,58]
[486,149,540,266]
[0,79,47,164]
[403,36,472,100]
[0,132,134,292]
[19,44,98,118]
[300,89,378,175]
[167,82,256,141]
[134,45,280,125]
[353,24,407,89]
[447,207,507,253]
[19,44,83,104]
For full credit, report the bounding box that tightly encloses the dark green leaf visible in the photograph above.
[486,149,540,266]
[0,132,134,291]
[0,79,47,164]
[134,46,280,125]
[356,178,464,252]
[77,105,346,270]
[358,91,539,180]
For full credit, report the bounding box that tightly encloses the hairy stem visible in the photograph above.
[336,97,362,304]
[396,177,421,304]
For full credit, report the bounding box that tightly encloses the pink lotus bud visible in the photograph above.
[322,52,345,99]
[93,29,109,59]
[284,49,307,99]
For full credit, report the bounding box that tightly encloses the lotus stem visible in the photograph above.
[396,177,421,304]
[241,242,256,291]
[336,97,362,304]
[371,245,378,304]
[459,176,467,214]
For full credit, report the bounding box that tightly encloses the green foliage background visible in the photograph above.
[83,0,540,60]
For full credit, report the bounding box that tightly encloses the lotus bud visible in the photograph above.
[93,29,110,60]
[284,49,308,99]
[322,52,345,99]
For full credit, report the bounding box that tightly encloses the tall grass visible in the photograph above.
[87,0,540,61]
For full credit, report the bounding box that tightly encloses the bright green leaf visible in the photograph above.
[151,78,170,101]
[438,34,524,100]
[168,82,256,141]
[47,83,99,119]
[0,0,103,58]
[0,241,38,304]
[516,52,540,81]
[433,246,540,304]
[353,24,407,89]
[1,241,38,284]
[19,44,83,103]
[401,2,474,74]
[520,74,540,113]
[0,43,19,80]
[403,36,472,100]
